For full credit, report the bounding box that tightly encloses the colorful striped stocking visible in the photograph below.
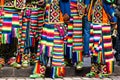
[51,24,65,78]
[102,24,114,74]
[70,0,83,63]
[36,7,45,55]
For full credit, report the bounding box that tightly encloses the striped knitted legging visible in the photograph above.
[89,24,114,74]
[51,24,65,78]
[69,0,83,64]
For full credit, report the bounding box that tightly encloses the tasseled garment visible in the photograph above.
[0,7,21,44]
[88,0,114,74]
[51,24,65,78]
[42,0,65,78]
[69,0,84,64]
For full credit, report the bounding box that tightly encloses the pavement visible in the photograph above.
[0,57,120,80]
[0,76,120,80]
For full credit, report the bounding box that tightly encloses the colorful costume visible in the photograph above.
[0,0,23,68]
[87,0,117,78]
[60,0,85,70]
[30,0,65,78]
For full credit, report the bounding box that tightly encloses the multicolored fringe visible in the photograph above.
[51,66,65,78]
[102,24,114,74]
[40,24,54,57]
[51,24,65,78]
[33,61,41,74]
[32,60,46,75]
[1,7,21,44]
[89,24,114,74]
[65,23,73,59]
[89,0,114,74]
[70,0,83,63]
[52,24,64,66]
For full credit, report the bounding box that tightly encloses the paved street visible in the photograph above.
[0,76,120,80]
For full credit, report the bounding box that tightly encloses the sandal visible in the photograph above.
[86,72,96,77]
[99,73,109,79]
[30,74,44,78]
[86,63,98,77]
[10,62,21,68]
[76,61,83,70]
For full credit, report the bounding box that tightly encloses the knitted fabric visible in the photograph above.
[52,24,64,67]
[1,7,21,44]
[89,0,114,74]
[102,24,114,74]
[37,7,45,54]
[51,66,65,78]
[40,24,54,57]
[49,2,60,22]
[45,1,60,23]
[65,23,73,59]
[51,24,65,78]
[70,0,84,63]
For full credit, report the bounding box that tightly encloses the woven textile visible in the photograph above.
[52,24,64,67]
[77,0,85,17]
[1,8,21,44]
[102,24,114,74]
[50,2,60,23]
[51,66,65,78]
[51,24,65,78]
[40,24,54,57]
[89,0,114,74]
[4,0,14,7]
[92,0,102,24]
[14,0,24,9]
[69,0,83,63]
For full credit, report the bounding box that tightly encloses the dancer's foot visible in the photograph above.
[86,72,96,77]
[76,61,83,70]
[10,62,21,68]
[30,74,44,78]
[98,73,109,79]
